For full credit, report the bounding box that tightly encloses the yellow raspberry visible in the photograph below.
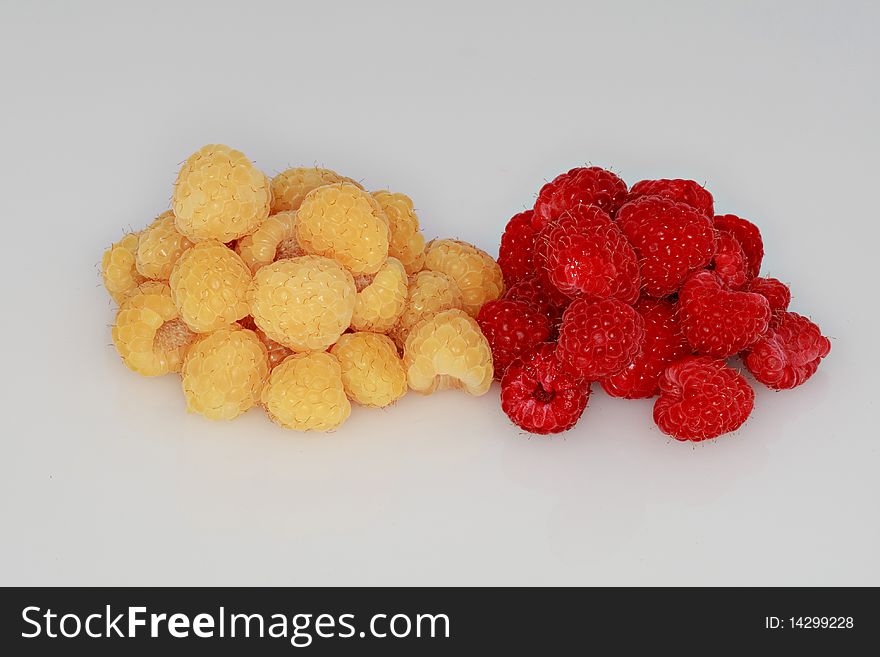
[372,191,427,274]
[404,309,494,396]
[135,210,193,280]
[389,270,464,350]
[247,256,356,352]
[235,210,303,273]
[169,241,252,332]
[102,232,146,304]
[351,257,408,333]
[181,326,270,420]
[238,316,293,368]
[330,333,407,408]
[270,167,362,213]
[172,144,271,243]
[423,239,504,316]
[112,282,196,376]
[261,352,351,431]
[295,183,390,275]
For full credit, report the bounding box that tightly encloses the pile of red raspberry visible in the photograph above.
[480,167,831,441]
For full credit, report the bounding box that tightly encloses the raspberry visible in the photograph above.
[601,297,692,399]
[102,232,146,304]
[247,255,356,352]
[746,276,790,329]
[744,312,830,389]
[239,316,293,368]
[497,210,539,285]
[270,167,362,214]
[172,144,271,243]
[533,166,628,228]
[503,274,569,328]
[235,210,301,273]
[112,281,196,376]
[617,196,716,298]
[678,270,771,357]
[404,309,493,396]
[747,277,791,312]
[351,257,408,333]
[296,183,390,275]
[626,179,714,217]
[713,214,763,278]
[423,239,504,316]
[389,270,464,350]
[330,332,407,407]
[556,297,645,379]
[537,205,640,303]
[653,356,754,441]
[261,352,351,431]
[710,231,749,289]
[476,299,551,380]
[169,240,252,332]
[136,211,193,280]
[181,327,270,420]
[372,191,427,275]
[501,343,590,434]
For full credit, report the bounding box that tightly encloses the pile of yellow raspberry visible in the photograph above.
[102,144,503,431]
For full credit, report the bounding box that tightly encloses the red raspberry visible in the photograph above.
[627,178,714,217]
[711,231,750,289]
[679,270,771,357]
[537,205,640,303]
[745,276,790,329]
[713,214,763,277]
[533,166,628,229]
[653,356,755,441]
[536,205,641,303]
[504,274,569,328]
[617,196,716,298]
[556,297,644,379]
[744,311,830,390]
[746,276,790,312]
[533,204,611,272]
[477,299,551,380]
[501,343,591,435]
[497,210,539,285]
[601,297,692,399]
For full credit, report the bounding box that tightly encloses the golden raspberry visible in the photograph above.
[371,191,426,274]
[235,210,302,272]
[261,352,351,431]
[389,270,464,350]
[351,257,408,333]
[169,241,252,332]
[330,333,407,408]
[404,309,494,396]
[102,232,146,304]
[172,144,270,243]
[136,210,193,280]
[239,316,293,368]
[112,282,196,376]
[423,239,504,316]
[270,167,362,213]
[248,256,356,352]
[181,326,270,420]
[295,183,390,275]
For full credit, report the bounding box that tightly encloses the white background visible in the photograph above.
[1,0,877,586]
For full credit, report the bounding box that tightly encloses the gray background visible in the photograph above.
[1,0,877,585]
